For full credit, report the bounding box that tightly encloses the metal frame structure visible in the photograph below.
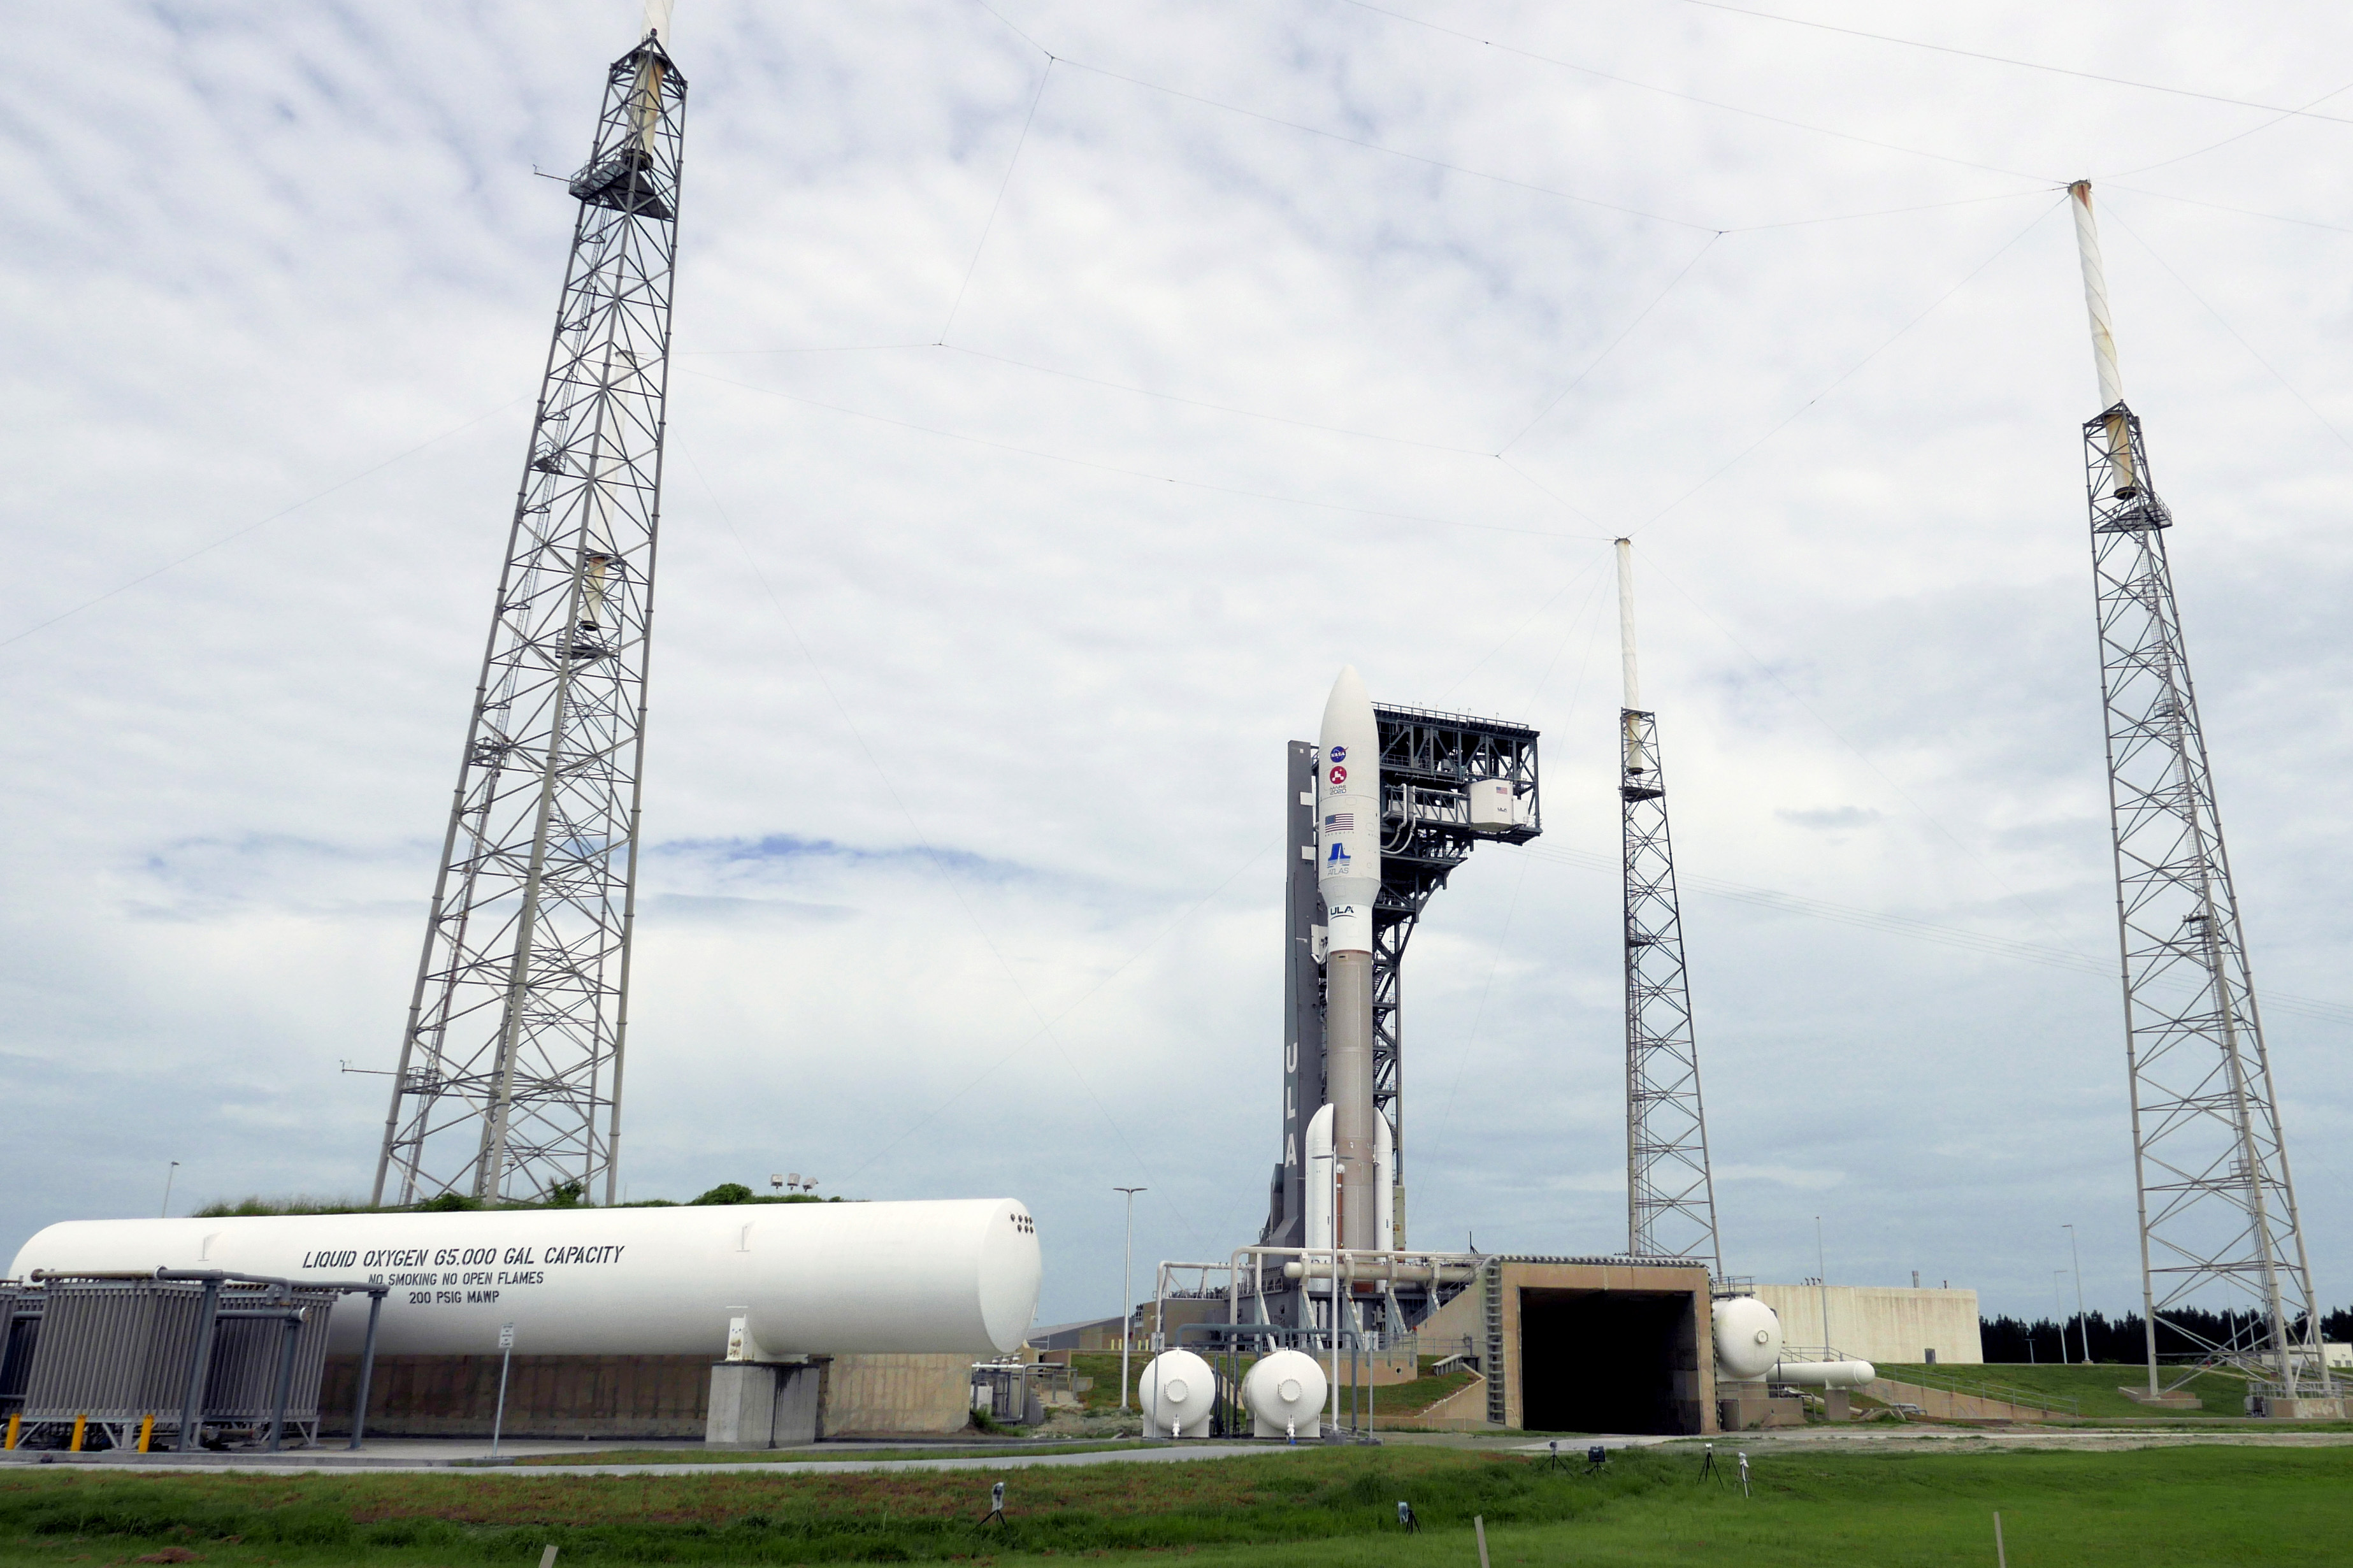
[375,31,687,1206]
[1262,706,1540,1267]
[1619,709,1723,1273]
[2083,405,2331,1400]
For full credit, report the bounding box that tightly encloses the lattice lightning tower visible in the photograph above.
[2068,183,2330,1400]
[373,29,687,1207]
[1616,540,1724,1275]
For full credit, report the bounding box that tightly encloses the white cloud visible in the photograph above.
[4,1,2350,1328]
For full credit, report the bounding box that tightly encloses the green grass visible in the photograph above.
[2,1442,2349,1565]
[510,1440,1153,1467]
[1877,1361,2258,1420]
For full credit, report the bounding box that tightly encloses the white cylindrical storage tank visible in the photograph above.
[6,1199,1040,1359]
[1713,1295,1783,1381]
[1771,1358,1876,1388]
[1136,1348,1216,1437]
[1241,1348,1327,1439]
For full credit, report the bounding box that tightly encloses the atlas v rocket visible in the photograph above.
[1317,666,1381,1253]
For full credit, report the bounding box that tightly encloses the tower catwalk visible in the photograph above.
[1616,540,1723,1275]
[374,27,687,1207]
[2069,183,2330,1400]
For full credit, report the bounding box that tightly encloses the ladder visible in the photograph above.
[1482,1258,1507,1427]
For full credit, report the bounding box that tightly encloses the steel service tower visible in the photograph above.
[2068,182,2332,1405]
[373,27,687,1207]
[1261,670,1541,1269]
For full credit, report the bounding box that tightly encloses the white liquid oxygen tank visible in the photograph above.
[1137,1348,1217,1437]
[1241,1348,1328,1439]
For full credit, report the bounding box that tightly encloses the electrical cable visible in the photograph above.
[2103,185,2353,236]
[941,58,1054,342]
[1499,233,1722,454]
[1617,195,2066,537]
[1520,843,2353,1027]
[1418,559,1616,1206]
[679,366,1613,541]
[933,342,1496,455]
[1669,0,2353,128]
[1335,0,2065,185]
[1,393,529,653]
[1623,540,2128,984]
[1051,55,1715,231]
[2097,80,2353,180]
[2097,200,2353,454]
[682,445,1209,1246]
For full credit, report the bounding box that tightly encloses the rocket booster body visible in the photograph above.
[1316,666,1381,954]
[1316,666,1383,1253]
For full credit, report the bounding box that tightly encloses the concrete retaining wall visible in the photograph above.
[1754,1284,1983,1365]
[320,1351,978,1440]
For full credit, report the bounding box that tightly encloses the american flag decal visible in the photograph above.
[1324,812,1355,831]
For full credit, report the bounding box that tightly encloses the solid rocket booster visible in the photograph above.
[1317,666,1381,1253]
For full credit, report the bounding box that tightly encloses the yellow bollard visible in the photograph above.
[69,1415,87,1452]
[138,1414,155,1453]
[3,1414,18,1449]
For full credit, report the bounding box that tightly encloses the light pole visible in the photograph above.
[2064,1225,2090,1365]
[160,1160,181,1219]
[1815,1216,1831,1356]
[1115,1186,1145,1412]
[2053,1271,2071,1364]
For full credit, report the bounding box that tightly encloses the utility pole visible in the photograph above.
[1815,1217,1831,1355]
[2064,1225,2091,1365]
[2054,1272,2071,1365]
[1618,540,1723,1277]
[374,22,687,1207]
[1115,1186,1145,1411]
[2068,181,2329,1402]
[159,1161,180,1219]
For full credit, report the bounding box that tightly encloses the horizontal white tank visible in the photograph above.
[1713,1295,1783,1381]
[1771,1358,1876,1388]
[1241,1348,1327,1439]
[7,1199,1040,1360]
[1136,1348,1216,1438]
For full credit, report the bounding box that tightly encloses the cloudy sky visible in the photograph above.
[5,1,2350,1333]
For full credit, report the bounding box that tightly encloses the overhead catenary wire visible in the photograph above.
[2095,80,2353,180]
[940,58,1054,342]
[1613,196,2068,538]
[682,445,1211,1247]
[1671,0,2353,129]
[1334,0,2066,185]
[1519,842,2353,1028]
[679,366,1613,541]
[1623,541,2131,989]
[0,394,529,652]
[1499,233,1722,454]
[2096,199,2353,454]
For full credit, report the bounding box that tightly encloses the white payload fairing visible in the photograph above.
[1316,666,1382,1253]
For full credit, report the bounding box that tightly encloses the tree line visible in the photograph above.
[1981,1306,2353,1363]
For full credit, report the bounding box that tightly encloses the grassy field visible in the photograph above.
[1,1442,2348,1565]
[1877,1362,2257,1420]
[511,1441,1151,1468]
